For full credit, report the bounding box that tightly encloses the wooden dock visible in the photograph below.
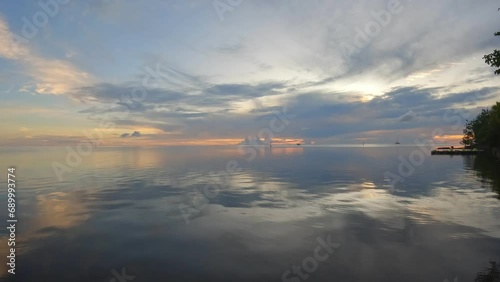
[431,149,482,155]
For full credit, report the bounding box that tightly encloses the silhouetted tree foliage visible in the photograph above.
[483,32,500,75]
[475,261,500,282]
[462,102,500,148]
[462,109,490,147]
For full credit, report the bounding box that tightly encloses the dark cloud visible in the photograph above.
[78,81,499,142]
[121,131,141,138]
[398,111,418,122]
[281,86,499,139]
[72,57,499,143]
[76,80,287,114]
[73,83,186,104]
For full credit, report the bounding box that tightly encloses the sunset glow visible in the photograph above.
[0,1,499,146]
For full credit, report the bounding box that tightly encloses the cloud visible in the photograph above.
[75,79,289,118]
[0,20,28,59]
[2,1,500,145]
[280,86,499,140]
[120,131,141,138]
[238,136,270,145]
[398,110,418,122]
[218,37,244,53]
[0,16,93,95]
[75,69,499,143]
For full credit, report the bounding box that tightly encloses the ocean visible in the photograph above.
[0,145,499,282]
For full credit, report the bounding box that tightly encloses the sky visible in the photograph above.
[0,0,499,146]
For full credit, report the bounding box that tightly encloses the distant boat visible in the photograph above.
[296,143,301,146]
[395,141,400,145]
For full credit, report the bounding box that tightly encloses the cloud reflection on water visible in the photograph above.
[0,146,499,281]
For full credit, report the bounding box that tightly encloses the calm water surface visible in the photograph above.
[0,146,499,282]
